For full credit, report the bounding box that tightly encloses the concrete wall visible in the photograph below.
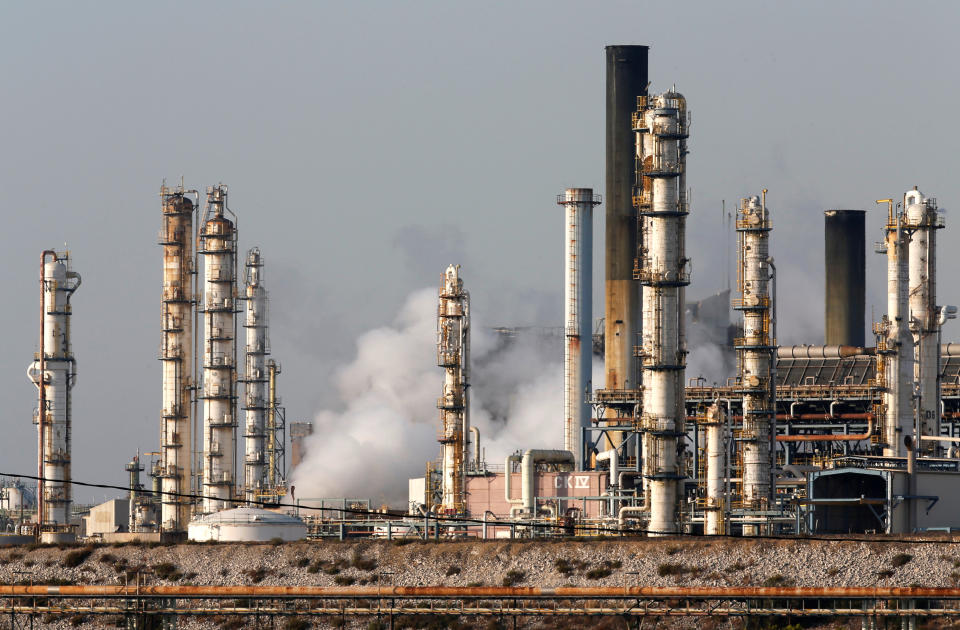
[82,499,129,537]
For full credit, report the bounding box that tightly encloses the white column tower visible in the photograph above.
[199,185,238,513]
[243,247,270,502]
[904,189,942,454]
[876,199,914,458]
[28,251,81,536]
[635,90,690,535]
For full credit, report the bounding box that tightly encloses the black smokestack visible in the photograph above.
[824,209,866,346]
[604,45,648,390]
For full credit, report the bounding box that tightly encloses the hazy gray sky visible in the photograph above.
[2,1,959,502]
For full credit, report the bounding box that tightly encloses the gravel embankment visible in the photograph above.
[3,537,959,628]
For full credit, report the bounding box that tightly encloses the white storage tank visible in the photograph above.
[187,507,307,542]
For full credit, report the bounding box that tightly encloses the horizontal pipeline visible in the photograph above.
[6,585,960,599]
[1,605,958,618]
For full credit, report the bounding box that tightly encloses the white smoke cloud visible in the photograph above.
[290,288,565,507]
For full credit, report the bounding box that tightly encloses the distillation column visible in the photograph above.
[199,186,238,513]
[877,199,914,457]
[703,403,726,535]
[437,265,470,514]
[243,248,269,502]
[905,189,942,454]
[558,189,599,469]
[28,251,81,536]
[635,90,689,535]
[735,194,774,535]
[158,187,195,531]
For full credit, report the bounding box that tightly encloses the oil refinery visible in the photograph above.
[4,43,960,549]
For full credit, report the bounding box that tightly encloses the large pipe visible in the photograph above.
[27,251,80,535]
[34,249,56,531]
[775,417,874,442]
[199,185,238,513]
[636,89,689,536]
[877,199,914,457]
[158,186,195,531]
[437,265,469,514]
[242,247,269,502]
[604,45,648,394]
[504,454,522,512]
[776,345,870,359]
[905,189,941,453]
[520,449,574,516]
[596,449,619,490]
[734,194,774,533]
[7,585,960,599]
[558,189,599,469]
[824,210,866,346]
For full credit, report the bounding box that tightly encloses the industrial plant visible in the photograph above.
[4,43,960,552]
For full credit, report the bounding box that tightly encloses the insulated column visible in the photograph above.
[636,90,689,535]
[437,265,469,515]
[558,189,600,469]
[876,199,914,457]
[243,248,269,502]
[28,251,81,538]
[199,185,238,513]
[735,194,774,535]
[159,187,195,531]
[904,189,942,453]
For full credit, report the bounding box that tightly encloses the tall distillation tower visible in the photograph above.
[437,265,470,514]
[904,189,943,454]
[735,194,775,535]
[634,90,689,535]
[198,185,238,513]
[242,247,270,502]
[158,186,196,531]
[876,198,914,458]
[558,189,600,469]
[28,251,81,537]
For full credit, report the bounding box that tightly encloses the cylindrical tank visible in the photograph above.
[604,45,648,393]
[824,210,866,346]
[187,506,307,542]
[558,189,599,469]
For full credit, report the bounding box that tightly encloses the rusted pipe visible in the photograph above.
[685,413,873,422]
[776,418,874,442]
[5,585,960,599]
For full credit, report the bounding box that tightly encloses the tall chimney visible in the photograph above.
[604,45,648,391]
[824,209,865,346]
